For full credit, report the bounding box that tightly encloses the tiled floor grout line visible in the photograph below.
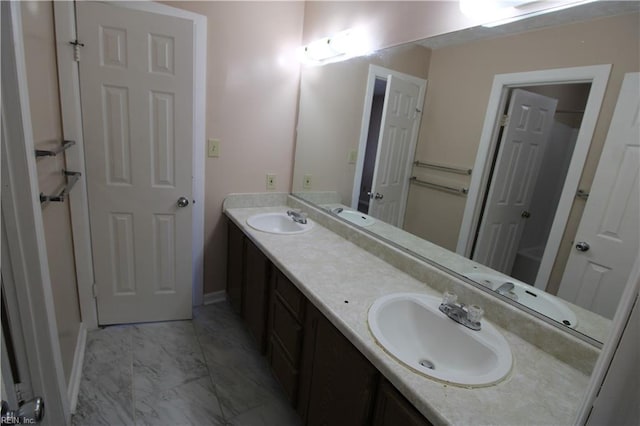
[191,317,229,425]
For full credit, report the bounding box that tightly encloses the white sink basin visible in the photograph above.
[465,272,577,328]
[368,293,512,387]
[336,209,376,227]
[246,212,314,235]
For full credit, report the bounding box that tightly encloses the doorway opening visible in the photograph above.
[351,65,427,228]
[457,65,611,294]
[471,83,591,286]
[357,78,387,213]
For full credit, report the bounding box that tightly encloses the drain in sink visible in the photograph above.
[418,359,435,370]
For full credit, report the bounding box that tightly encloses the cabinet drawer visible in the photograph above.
[274,270,305,320]
[272,297,303,363]
[269,336,299,405]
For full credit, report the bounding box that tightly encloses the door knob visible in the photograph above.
[2,397,45,424]
[367,192,384,200]
[575,241,590,252]
[521,210,531,218]
[177,197,190,208]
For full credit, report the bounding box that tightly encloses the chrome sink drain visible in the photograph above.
[418,359,435,370]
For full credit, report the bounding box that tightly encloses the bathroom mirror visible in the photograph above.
[292,1,640,345]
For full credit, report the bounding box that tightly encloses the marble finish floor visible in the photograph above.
[72,302,301,426]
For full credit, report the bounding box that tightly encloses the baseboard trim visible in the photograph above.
[203,290,226,305]
[68,322,87,414]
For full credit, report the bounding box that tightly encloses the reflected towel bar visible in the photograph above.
[414,160,472,175]
[35,140,76,157]
[40,170,81,204]
[410,176,468,196]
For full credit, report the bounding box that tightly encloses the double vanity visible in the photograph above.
[224,193,594,425]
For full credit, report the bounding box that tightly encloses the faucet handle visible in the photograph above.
[442,290,458,305]
[467,304,484,323]
[287,209,301,216]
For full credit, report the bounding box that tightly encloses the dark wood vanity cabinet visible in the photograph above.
[244,239,271,354]
[226,221,271,353]
[373,379,433,426]
[298,302,380,426]
[226,218,433,426]
[226,221,245,314]
[268,269,306,404]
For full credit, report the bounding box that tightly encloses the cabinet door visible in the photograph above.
[373,379,432,426]
[299,304,379,426]
[226,221,245,314]
[244,239,271,353]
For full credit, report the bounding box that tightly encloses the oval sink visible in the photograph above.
[336,209,376,227]
[246,212,314,235]
[466,272,577,328]
[368,293,512,387]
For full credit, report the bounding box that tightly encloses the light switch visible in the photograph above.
[266,174,276,190]
[208,138,220,157]
[348,149,358,164]
[303,174,312,190]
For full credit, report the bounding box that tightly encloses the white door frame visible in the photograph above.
[575,255,640,424]
[53,1,207,326]
[1,2,70,423]
[351,65,427,211]
[456,65,611,291]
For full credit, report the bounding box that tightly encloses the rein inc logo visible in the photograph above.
[1,414,36,425]
[1,400,41,425]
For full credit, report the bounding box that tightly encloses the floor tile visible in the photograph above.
[133,322,209,398]
[226,394,302,426]
[135,377,225,426]
[73,301,300,426]
[72,328,134,426]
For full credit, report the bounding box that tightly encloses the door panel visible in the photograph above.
[78,2,194,324]
[558,73,640,319]
[369,75,424,228]
[473,89,558,274]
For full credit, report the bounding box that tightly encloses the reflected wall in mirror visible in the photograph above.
[293,3,640,344]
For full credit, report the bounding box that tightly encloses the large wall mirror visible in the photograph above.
[292,1,639,345]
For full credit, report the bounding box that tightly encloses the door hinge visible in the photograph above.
[500,114,510,127]
[69,40,84,62]
[92,283,98,298]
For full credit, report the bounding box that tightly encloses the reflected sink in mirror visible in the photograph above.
[246,212,314,235]
[332,208,376,227]
[465,272,578,328]
[368,293,512,387]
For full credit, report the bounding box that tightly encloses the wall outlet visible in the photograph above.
[207,138,220,157]
[266,173,276,190]
[303,174,312,190]
[348,149,358,164]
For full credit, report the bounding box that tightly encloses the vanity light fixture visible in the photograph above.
[300,28,371,65]
[459,0,535,23]
[481,0,598,27]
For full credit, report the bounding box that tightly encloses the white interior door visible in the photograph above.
[1,278,33,415]
[369,75,423,227]
[473,89,558,273]
[558,73,640,319]
[77,2,194,324]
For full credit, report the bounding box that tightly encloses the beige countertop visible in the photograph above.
[225,204,590,425]
[319,202,611,344]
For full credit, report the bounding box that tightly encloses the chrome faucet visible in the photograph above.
[286,209,308,224]
[495,282,518,301]
[439,291,483,331]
